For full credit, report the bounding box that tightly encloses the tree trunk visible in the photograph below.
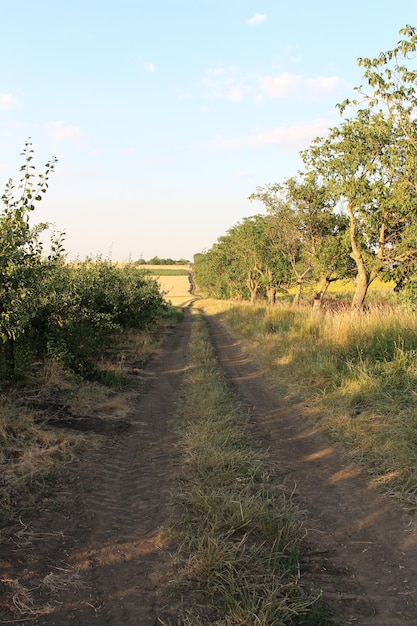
[292,282,302,306]
[312,276,332,309]
[247,272,260,305]
[267,286,276,306]
[347,202,371,310]
[351,270,370,309]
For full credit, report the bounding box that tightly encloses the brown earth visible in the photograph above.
[2,307,417,625]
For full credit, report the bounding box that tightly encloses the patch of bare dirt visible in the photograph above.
[2,308,417,625]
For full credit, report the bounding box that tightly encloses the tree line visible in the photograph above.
[0,142,169,382]
[194,26,417,309]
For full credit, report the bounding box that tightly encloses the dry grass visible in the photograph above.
[0,399,82,514]
[200,299,417,512]
[157,274,194,306]
[163,311,329,625]
[136,264,195,307]
[0,323,171,530]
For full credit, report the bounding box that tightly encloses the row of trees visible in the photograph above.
[0,142,168,381]
[194,26,417,309]
[135,256,190,265]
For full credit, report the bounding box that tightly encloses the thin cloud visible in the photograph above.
[247,13,267,25]
[44,121,83,140]
[206,67,225,77]
[0,94,19,110]
[203,66,249,102]
[260,73,343,99]
[211,119,333,151]
[143,61,156,73]
[203,67,344,104]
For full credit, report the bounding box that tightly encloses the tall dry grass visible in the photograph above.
[199,299,417,512]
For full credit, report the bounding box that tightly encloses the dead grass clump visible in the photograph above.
[0,401,81,513]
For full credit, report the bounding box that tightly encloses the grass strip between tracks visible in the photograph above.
[164,311,331,626]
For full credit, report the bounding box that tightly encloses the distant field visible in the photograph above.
[138,265,194,306]
[143,268,189,276]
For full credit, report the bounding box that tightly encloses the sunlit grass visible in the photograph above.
[165,311,330,625]
[201,299,417,512]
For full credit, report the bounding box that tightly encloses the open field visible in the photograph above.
[138,264,195,307]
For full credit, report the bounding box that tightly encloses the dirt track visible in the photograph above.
[2,308,417,625]
[205,313,417,625]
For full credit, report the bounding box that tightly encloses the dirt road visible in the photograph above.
[2,308,417,625]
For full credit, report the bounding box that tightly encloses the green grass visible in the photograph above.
[164,311,331,625]
[143,268,190,276]
[203,299,417,513]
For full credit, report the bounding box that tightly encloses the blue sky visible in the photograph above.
[1,1,416,261]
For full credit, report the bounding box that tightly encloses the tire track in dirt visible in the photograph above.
[204,312,417,626]
[33,310,192,626]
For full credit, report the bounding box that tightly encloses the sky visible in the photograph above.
[1,1,416,262]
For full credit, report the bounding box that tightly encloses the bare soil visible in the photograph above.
[1,308,417,625]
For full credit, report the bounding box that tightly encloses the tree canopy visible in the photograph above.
[195,25,417,309]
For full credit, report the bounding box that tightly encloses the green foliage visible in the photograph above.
[38,259,167,378]
[0,143,169,383]
[141,256,189,265]
[194,25,417,310]
[194,215,291,304]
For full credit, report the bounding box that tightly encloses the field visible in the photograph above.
[139,264,195,307]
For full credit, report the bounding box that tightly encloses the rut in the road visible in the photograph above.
[33,310,192,626]
[204,312,417,626]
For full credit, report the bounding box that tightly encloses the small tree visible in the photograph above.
[0,140,58,377]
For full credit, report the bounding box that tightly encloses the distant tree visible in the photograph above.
[250,173,348,306]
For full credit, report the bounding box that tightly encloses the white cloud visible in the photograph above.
[203,66,249,102]
[44,121,83,140]
[247,13,267,25]
[202,67,343,105]
[211,119,333,151]
[0,93,19,110]
[206,67,225,77]
[260,73,343,99]
[143,61,156,73]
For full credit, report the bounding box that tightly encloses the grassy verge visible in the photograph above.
[200,299,417,513]
[164,311,330,625]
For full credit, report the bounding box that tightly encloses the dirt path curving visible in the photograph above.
[3,308,417,625]
[205,312,417,625]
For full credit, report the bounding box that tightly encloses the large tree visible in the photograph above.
[302,26,417,308]
[250,173,349,306]
[193,215,290,304]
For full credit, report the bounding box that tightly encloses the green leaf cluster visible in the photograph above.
[0,143,168,381]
